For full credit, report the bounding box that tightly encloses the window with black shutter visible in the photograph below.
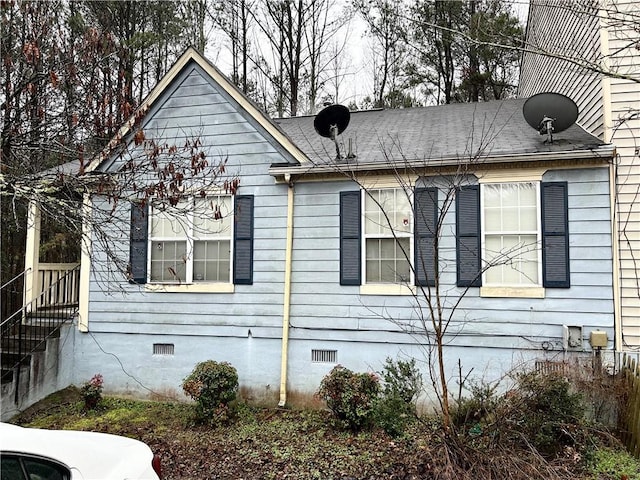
[339,186,438,287]
[128,195,253,285]
[455,181,570,290]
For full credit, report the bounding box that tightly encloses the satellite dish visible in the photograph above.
[314,104,351,159]
[523,92,578,144]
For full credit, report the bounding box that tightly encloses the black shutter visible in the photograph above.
[456,185,481,287]
[233,195,254,285]
[414,187,438,286]
[541,182,570,288]
[340,191,361,285]
[129,202,148,284]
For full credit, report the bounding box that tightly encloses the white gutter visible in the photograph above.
[268,146,616,178]
[278,176,294,407]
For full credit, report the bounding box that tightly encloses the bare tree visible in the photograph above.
[210,0,255,94]
[354,0,408,108]
[247,0,351,116]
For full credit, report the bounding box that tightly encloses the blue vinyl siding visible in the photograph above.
[87,66,292,364]
[78,59,615,402]
[287,167,613,349]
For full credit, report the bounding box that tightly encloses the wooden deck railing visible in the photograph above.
[37,263,80,308]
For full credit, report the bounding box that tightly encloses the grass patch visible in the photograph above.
[8,388,639,480]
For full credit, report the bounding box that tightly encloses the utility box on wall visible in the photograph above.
[589,331,608,349]
[563,325,583,351]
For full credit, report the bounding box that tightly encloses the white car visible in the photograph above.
[0,422,162,480]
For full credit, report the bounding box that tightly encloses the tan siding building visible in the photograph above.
[520,0,640,349]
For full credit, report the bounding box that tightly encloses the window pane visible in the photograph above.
[380,260,396,282]
[519,183,536,205]
[483,184,501,208]
[24,458,68,480]
[150,203,189,238]
[520,206,537,230]
[484,209,501,233]
[393,190,412,233]
[1,457,27,480]
[150,241,187,282]
[365,189,411,235]
[483,183,540,287]
[501,206,520,231]
[365,238,410,283]
[502,183,519,206]
[366,259,380,281]
[194,196,232,237]
[193,240,231,282]
[484,234,538,286]
[365,191,384,235]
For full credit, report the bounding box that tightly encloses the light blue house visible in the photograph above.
[6,48,617,413]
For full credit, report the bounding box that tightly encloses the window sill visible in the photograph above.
[144,283,235,293]
[360,284,416,296]
[480,286,545,299]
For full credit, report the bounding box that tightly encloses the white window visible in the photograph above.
[481,182,541,287]
[363,188,412,284]
[149,195,232,283]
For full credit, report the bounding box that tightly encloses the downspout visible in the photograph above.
[598,3,621,352]
[610,159,622,352]
[279,174,294,407]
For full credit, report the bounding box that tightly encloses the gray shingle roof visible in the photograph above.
[274,98,608,166]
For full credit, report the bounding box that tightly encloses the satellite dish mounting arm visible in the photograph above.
[539,116,556,144]
[330,124,341,159]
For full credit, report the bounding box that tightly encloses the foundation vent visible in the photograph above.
[153,343,175,356]
[311,349,337,364]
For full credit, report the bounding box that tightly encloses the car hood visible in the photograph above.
[0,423,157,479]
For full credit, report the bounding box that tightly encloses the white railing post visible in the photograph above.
[23,200,41,309]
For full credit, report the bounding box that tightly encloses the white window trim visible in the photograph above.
[360,283,416,296]
[480,286,545,298]
[360,186,415,295]
[479,180,544,297]
[147,194,234,287]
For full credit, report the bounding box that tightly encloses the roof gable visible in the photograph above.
[89,47,307,173]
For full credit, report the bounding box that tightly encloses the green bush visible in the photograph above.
[379,357,422,404]
[182,360,239,424]
[451,381,500,429]
[373,358,422,437]
[585,447,640,480]
[316,365,380,431]
[373,393,414,438]
[506,371,585,456]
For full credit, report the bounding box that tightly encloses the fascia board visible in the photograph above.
[268,145,616,179]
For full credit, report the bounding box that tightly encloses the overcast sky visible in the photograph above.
[206,0,531,111]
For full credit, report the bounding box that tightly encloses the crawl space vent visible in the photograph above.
[153,343,175,356]
[311,349,337,364]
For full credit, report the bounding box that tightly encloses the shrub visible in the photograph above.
[585,447,640,480]
[373,358,422,437]
[316,365,380,431]
[504,371,585,456]
[451,380,500,429]
[80,374,103,410]
[182,360,239,424]
[379,357,422,405]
